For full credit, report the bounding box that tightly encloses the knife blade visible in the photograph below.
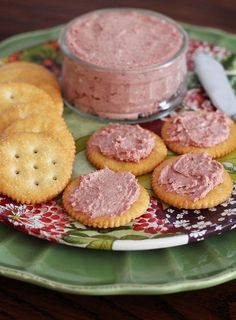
[194,51,236,121]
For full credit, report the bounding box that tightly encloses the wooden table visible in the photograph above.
[1,0,236,318]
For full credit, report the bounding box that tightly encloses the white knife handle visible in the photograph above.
[194,52,236,118]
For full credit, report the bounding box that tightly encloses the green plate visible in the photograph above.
[0,223,236,294]
[0,23,236,294]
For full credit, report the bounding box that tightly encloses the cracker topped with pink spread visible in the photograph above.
[69,167,140,217]
[152,152,233,209]
[166,111,230,147]
[86,123,167,176]
[87,123,155,162]
[161,111,236,158]
[62,167,150,228]
[158,152,223,201]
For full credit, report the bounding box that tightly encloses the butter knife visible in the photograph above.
[194,51,236,121]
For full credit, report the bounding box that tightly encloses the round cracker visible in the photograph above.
[0,132,73,204]
[63,178,149,228]
[0,80,63,115]
[0,66,22,81]
[0,64,63,114]
[0,103,59,133]
[34,82,63,115]
[161,118,236,158]
[0,62,60,90]
[86,131,167,176]
[152,156,233,209]
[0,82,58,114]
[3,114,75,160]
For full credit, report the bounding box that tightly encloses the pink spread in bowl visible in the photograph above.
[59,8,188,120]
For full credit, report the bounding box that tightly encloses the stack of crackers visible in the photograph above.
[0,62,75,204]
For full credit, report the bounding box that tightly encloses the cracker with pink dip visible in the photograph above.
[152,152,233,209]
[62,167,149,228]
[86,124,167,176]
[161,111,236,158]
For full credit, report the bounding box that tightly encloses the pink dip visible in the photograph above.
[61,9,187,119]
[65,11,182,68]
[159,153,224,201]
[69,168,140,217]
[167,111,230,147]
[88,124,155,162]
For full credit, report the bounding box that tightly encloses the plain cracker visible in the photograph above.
[0,132,73,204]
[35,82,63,115]
[3,114,75,161]
[0,103,59,134]
[0,62,60,90]
[0,82,57,114]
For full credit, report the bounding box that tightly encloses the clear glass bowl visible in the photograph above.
[59,8,188,123]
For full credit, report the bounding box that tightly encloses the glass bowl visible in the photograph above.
[59,8,188,123]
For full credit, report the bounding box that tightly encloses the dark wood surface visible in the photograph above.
[0,276,236,320]
[1,0,236,41]
[1,0,236,319]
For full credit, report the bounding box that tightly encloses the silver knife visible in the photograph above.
[194,51,236,121]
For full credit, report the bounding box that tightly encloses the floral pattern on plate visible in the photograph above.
[0,186,235,249]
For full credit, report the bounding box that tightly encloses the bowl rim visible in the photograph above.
[58,7,189,73]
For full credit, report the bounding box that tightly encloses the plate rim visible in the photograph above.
[0,262,236,295]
